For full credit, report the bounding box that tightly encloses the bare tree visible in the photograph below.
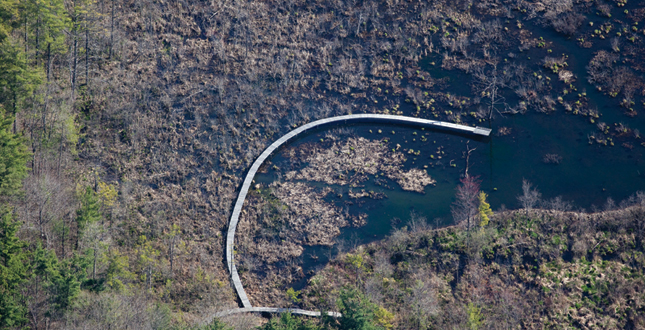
[452,176,480,245]
[472,65,508,121]
[408,210,429,233]
[463,142,476,178]
[627,191,645,249]
[22,165,74,248]
[80,221,111,279]
[406,277,439,329]
[543,196,572,212]
[165,224,181,276]
[517,179,541,214]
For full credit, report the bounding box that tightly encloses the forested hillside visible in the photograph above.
[1,0,644,328]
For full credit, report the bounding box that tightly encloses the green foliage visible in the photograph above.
[1,208,87,326]
[149,302,172,330]
[0,0,19,42]
[76,186,102,235]
[64,113,81,154]
[200,318,233,330]
[0,30,43,116]
[52,254,87,310]
[286,287,302,304]
[136,235,160,290]
[104,248,135,292]
[478,192,493,227]
[259,313,321,330]
[467,302,483,330]
[0,110,29,196]
[345,253,364,270]
[32,245,88,311]
[20,0,70,59]
[335,287,385,330]
[0,208,28,328]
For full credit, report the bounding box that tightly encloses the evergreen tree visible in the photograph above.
[0,0,43,126]
[51,253,87,311]
[259,313,321,330]
[31,245,87,314]
[0,28,43,118]
[20,0,69,66]
[75,186,101,241]
[335,288,384,330]
[0,208,28,328]
[0,110,29,196]
[0,0,20,41]
[205,319,233,330]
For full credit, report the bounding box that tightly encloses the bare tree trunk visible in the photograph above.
[57,125,64,176]
[24,16,28,54]
[42,84,49,139]
[61,219,65,257]
[35,15,40,64]
[488,85,497,121]
[464,143,476,179]
[46,43,51,81]
[12,93,17,134]
[109,0,115,59]
[168,236,175,275]
[93,247,97,279]
[85,16,89,87]
[72,36,78,97]
[71,1,78,99]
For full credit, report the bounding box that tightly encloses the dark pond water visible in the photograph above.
[247,4,645,291]
[252,110,644,290]
[253,123,487,289]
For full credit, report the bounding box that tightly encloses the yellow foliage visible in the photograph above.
[478,192,493,227]
[64,114,80,155]
[345,253,364,270]
[374,306,395,329]
[286,287,302,303]
[97,181,118,207]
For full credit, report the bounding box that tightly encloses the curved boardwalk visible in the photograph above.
[222,114,491,317]
[213,307,342,318]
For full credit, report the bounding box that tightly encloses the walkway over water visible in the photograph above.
[222,115,491,317]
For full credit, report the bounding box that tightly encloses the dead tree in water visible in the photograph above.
[473,65,508,121]
[518,179,541,214]
[463,142,476,178]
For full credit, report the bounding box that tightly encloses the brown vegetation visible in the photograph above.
[302,196,645,329]
[5,0,644,327]
[286,137,435,193]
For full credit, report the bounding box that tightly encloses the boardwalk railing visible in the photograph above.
[220,115,491,318]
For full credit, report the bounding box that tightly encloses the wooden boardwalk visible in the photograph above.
[222,115,491,317]
[212,307,342,318]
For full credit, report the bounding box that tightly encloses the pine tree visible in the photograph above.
[20,0,69,67]
[0,1,19,41]
[0,26,43,119]
[0,110,30,196]
[0,208,28,328]
[335,288,384,330]
[75,186,101,243]
[31,244,87,314]
[50,253,87,311]
[259,312,321,330]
